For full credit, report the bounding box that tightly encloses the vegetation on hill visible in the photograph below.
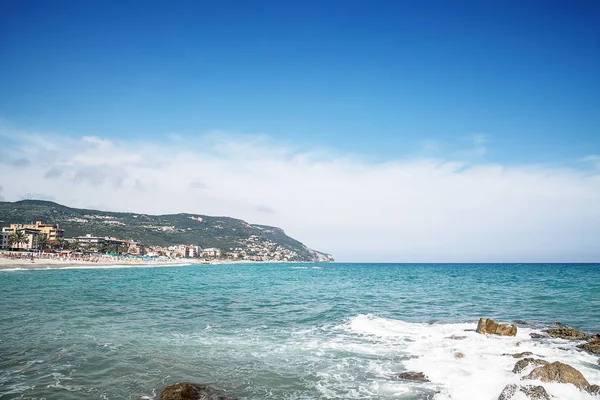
[0,200,333,262]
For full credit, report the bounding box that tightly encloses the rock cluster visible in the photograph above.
[578,338,600,355]
[498,384,550,400]
[510,359,600,396]
[544,326,588,340]
[160,383,236,400]
[522,361,589,390]
[476,318,517,336]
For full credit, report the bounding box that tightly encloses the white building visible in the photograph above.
[201,247,221,258]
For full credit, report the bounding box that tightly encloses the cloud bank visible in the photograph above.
[1,127,599,262]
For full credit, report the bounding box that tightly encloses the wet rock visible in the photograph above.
[160,383,236,400]
[544,327,589,340]
[503,352,533,358]
[498,383,518,399]
[397,371,430,382]
[513,358,549,374]
[587,384,600,395]
[530,333,548,339]
[454,352,464,358]
[520,385,551,400]
[578,339,600,355]
[523,361,590,389]
[498,384,550,400]
[476,318,517,336]
[447,334,467,340]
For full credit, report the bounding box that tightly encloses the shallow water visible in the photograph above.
[1,263,599,399]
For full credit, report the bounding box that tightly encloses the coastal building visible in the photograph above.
[4,221,64,242]
[0,231,8,249]
[74,235,140,254]
[74,234,106,246]
[127,240,146,256]
[200,248,221,258]
[1,227,43,250]
[184,246,199,258]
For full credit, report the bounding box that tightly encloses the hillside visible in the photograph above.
[0,200,333,262]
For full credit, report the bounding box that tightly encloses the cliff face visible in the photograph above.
[0,200,334,262]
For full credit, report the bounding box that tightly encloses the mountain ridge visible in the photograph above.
[0,199,333,262]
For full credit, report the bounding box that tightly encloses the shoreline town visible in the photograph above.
[0,220,295,270]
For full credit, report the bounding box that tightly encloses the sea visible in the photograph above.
[1,263,599,400]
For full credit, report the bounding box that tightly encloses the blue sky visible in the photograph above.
[1,1,599,261]
[1,0,598,162]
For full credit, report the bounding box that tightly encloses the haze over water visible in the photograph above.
[1,263,599,399]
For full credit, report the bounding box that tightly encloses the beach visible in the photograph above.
[0,252,202,270]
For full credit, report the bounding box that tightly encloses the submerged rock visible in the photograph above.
[530,333,548,339]
[160,383,236,400]
[447,334,467,340]
[503,352,533,359]
[544,327,589,340]
[476,318,517,336]
[397,371,430,382]
[578,339,600,355]
[513,358,549,374]
[454,352,464,358]
[498,384,550,400]
[523,361,590,389]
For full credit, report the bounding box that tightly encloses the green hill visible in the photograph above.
[0,200,333,262]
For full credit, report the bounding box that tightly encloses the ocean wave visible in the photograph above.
[342,314,599,399]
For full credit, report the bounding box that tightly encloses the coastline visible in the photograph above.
[0,256,195,270]
[0,254,301,270]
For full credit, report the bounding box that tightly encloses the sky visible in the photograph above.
[0,1,599,262]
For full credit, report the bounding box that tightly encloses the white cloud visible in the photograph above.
[1,127,599,262]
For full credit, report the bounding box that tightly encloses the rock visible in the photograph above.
[447,334,467,340]
[544,327,589,340]
[587,384,600,395]
[523,361,590,389]
[513,358,549,373]
[578,339,600,355]
[520,385,551,400]
[160,383,236,400]
[503,352,533,358]
[498,384,518,400]
[476,318,517,336]
[454,352,464,358]
[498,384,550,400]
[530,333,548,339]
[397,371,430,382]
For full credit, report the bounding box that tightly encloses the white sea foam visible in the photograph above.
[345,314,600,399]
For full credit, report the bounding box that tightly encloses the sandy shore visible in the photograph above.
[0,255,276,270]
[0,256,206,270]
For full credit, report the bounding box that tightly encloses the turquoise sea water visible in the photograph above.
[1,263,599,399]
